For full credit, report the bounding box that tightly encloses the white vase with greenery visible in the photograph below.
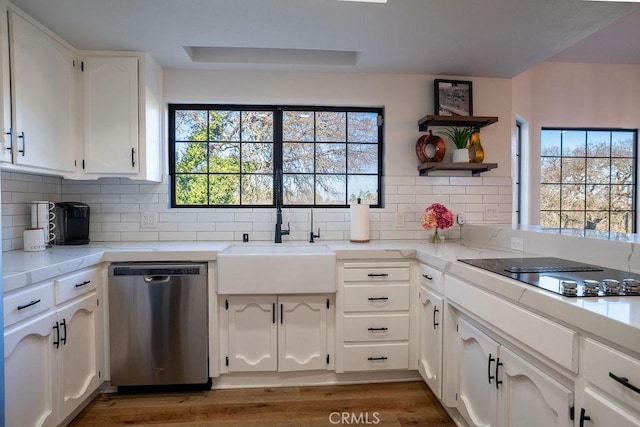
[441,126,474,163]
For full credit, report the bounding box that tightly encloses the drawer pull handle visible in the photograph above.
[367,327,388,331]
[367,356,388,361]
[367,273,388,277]
[609,372,640,394]
[75,280,91,288]
[488,353,495,384]
[495,358,503,389]
[579,408,591,427]
[53,321,60,349]
[422,274,433,280]
[367,297,389,301]
[17,299,41,310]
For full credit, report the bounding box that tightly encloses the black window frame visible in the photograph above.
[168,104,384,208]
[539,127,637,234]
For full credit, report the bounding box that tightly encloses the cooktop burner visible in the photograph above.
[457,257,640,298]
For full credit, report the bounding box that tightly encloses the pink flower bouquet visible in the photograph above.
[420,203,454,243]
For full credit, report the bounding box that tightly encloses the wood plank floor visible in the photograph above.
[69,381,456,426]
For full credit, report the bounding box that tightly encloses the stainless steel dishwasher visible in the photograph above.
[108,262,209,387]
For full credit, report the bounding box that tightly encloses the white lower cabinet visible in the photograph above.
[455,317,573,427]
[580,389,640,427]
[225,295,331,372]
[4,266,104,427]
[418,285,443,399]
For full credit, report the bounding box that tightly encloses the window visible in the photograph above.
[169,104,383,208]
[539,128,637,233]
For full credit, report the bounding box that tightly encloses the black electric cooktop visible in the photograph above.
[458,257,640,297]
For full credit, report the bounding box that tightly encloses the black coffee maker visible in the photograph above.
[53,202,90,245]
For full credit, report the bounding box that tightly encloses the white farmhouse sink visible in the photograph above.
[217,244,336,294]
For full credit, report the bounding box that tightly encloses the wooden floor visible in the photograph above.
[69,381,456,426]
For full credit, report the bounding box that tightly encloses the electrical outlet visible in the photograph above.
[511,237,524,251]
[396,212,405,227]
[456,213,466,225]
[141,212,158,228]
[484,205,499,221]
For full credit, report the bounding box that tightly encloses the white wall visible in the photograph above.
[512,62,640,224]
[3,69,515,249]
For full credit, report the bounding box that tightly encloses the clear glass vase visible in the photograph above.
[431,229,441,244]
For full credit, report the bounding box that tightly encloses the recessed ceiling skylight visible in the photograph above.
[338,0,388,3]
[184,46,359,66]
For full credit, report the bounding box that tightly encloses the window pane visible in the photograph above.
[283,143,314,173]
[586,185,610,209]
[348,112,378,142]
[586,212,609,231]
[541,130,561,156]
[612,132,634,157]
[562,184,585,210]
[242,143,273,173]
[242,175,273,204]
[348,144,378,174]
[586,131,610,157]
[317,143,346,173]
[348,175,378,205]
[209,110,240,141]
[176,142,207,173]
[561,211,585,229]
[611,158,634,184]
[284,174,314,204]
[562,131,586,156]
[316,175,346,204]
[611,185,633,210]
[210,174,240,205]
[540,184,561,210]
[540,157,561,183]
[175,174,208,205]
[316,112,346,142]
[540,211,560,228]
[242,111,273,142]
[283,111,314,142]
[209,143,240,173]
[586,158,610,184]
[175,110,207,141]
[561,158,585,183]
[611,212,634,233]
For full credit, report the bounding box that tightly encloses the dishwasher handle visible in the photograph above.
[144,275,171,284]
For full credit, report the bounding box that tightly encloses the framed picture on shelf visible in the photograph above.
[434,79,473,116]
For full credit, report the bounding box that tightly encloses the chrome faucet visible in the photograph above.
[274,169,289,243]
[309,208,320,243]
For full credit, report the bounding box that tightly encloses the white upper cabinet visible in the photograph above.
[81,56,138,176]
[6,9,76,175]
[78,52,162,182]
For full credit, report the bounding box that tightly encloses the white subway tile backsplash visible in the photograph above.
[2,172,513,249]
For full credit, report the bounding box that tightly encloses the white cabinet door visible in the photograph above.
[227,296,278,372]
[4,311,58,427]
[278,296,328,372]
[56,292,102,421]
[419,286,443,399]
[581,388,640,427]
[497,346,573,427]
[9,11,75,174]
[81,56,138,175]
[456,317,499,427]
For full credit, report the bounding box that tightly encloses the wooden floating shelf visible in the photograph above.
[418,115,499,132]
[417,162,498,177]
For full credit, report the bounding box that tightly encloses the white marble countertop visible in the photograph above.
[3,239,640,357]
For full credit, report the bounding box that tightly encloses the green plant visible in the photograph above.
[440,126,474,149]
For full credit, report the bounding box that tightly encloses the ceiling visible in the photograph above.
[8,0,640,78]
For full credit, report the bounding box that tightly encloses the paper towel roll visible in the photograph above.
[350,200,370,243]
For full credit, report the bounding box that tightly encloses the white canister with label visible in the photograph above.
[24,228,47,252]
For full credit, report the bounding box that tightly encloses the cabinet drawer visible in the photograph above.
[55,267,100,305]
[343,343,409,371]
[343,284,410,312]
[344,314,409,342]
[3,282,55,327]
[420,263,443,294]
[584,338,640,410]
[343,263,410,283]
